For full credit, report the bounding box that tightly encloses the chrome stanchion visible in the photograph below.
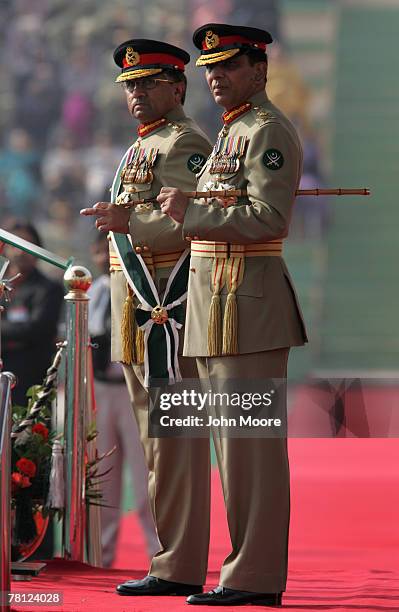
[85,353,102,567]
[0,259,15,611]
[0,230,102,566]
[0,370,16,612]
[62,266,92,561]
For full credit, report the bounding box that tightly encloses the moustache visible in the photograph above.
[212,83,227,91]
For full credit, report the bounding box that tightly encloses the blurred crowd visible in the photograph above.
[0,0,326,270]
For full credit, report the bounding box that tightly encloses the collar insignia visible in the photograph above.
[222,102,252,126]
[137,117,167,137]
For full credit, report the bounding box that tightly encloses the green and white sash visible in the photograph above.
[110,145,190,387]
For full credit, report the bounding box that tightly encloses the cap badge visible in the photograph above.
[205,30,220,50]
[125,47,140,66]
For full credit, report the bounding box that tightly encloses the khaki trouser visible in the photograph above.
[123,348,289,593]
[94,379,159,566]
[122,357,211,585]
[196,348,290,593]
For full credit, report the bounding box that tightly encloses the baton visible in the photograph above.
[118,187,370,208]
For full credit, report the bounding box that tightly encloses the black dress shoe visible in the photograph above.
[186,585,282,606]
[116,574,203,596]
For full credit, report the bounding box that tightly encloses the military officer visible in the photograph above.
[158,24,308,606]
[81,39,212,596]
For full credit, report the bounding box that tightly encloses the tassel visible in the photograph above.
[135,327,145,364]
[222,291,239,355]
[222,256,243,355]
[121,284,136,364]
[47,439,64,509]
[207,294,222,356]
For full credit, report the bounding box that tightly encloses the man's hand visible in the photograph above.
[80,202,130,233]
[157,187,188,224]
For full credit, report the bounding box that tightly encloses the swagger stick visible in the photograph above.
[295,188,370,196]
[119,188,370,209]
[182,188,370,198]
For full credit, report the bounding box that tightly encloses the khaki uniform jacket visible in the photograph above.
[182,91,308,357]
[110,106,212,361]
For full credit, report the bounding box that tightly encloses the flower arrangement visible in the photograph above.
[11,379,113,560]
[11,384,56,556]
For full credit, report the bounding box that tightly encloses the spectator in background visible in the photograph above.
[60,45,97,146]
[0,129,41,220]
[41,130,86,212]
[14,62,61,151]
[0,220,64,407]
[84,131,123,204]
[38,195,79,265]
[88,233,159,567]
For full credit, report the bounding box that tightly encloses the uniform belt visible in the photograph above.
[109,249,183,272]
[190,240,283,258]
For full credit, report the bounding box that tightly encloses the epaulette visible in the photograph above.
[167,120,184,134]
[252,106,278,127]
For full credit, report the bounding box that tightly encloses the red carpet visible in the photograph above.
[11,439,399,611]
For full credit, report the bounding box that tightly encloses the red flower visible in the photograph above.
[32,423,49,440]
[16,457,37,478]
[11,472,31,491]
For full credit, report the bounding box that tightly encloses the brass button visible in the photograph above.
[142,245,150,252]
[135,246,142,253]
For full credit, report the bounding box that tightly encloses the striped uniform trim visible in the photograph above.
[143,250,184,269]
[110,250,183,271]
[109,253,122,272]
[190,240,283,258]
[211,257,226,294]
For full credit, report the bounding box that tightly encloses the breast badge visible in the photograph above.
[115,191,133,205]
[202,181,238,208]
[135,202,154,214]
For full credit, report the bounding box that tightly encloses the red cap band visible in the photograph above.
[201,34,267,51]
[122,53,185,70]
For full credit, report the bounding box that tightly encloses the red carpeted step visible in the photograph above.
[11,439,399,611]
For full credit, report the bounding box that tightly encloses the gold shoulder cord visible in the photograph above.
[252,106,274,126]
[168,121,184,133]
